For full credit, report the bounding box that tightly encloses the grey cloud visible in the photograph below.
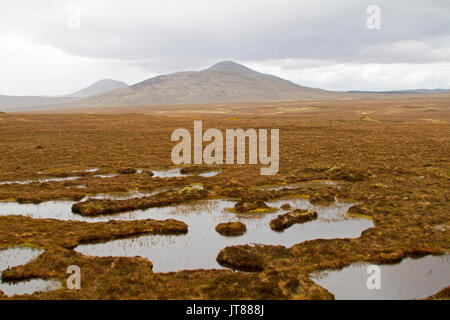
[0,0,448,95]
[1,0,449,72]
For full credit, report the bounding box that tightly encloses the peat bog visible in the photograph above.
[0,99,448,299]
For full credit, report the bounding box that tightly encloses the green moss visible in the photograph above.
[278,194,310,199]
[19,242,43,250]
[359,115,380,123]
[226,207,278,214]
[347,212,374,221]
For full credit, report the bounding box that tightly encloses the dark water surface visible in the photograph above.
[0,247,61,297]
[75,198,373,272]
[310,254,449,300]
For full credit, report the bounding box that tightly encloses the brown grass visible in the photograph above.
[215,222,247,236]
[0,97,448,299]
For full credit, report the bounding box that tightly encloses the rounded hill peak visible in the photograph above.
[206,61,254,73]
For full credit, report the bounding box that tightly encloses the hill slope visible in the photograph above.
[3,62,448,112]
[68,79,128,97]
[0,95,78,112]
[0,79,128,112]
[74,61,338,107]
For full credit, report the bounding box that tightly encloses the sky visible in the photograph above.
[0,0,449,96]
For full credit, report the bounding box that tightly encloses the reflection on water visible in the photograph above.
[151,168,220,178]
[0,278,61,297]
[0,189,196,222]
[93,173,118,179]
[0,247,61,297]
[73,168,99,173]
[310,255,450,300]
[0,247,43,271]
[83,190,154,201]
[151,168,185,178]
[198,171,220,177]
[0,168,219,185]
[67,184,88,189]
[0,196,373,273]
[0,176,81,185]
[0,200,83,221]
[259,180,345,191]
[75,198,373,272]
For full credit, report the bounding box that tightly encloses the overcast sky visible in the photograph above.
[0,0,449,95]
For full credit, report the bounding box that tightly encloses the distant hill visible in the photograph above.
[1,62,448,112]
[0,79,128,112]
[347,89,450,94]
[72,61,340,107]
[0,95,78,112]
[67,79,128,97]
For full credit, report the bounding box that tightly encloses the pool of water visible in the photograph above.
[0,247,61,297]
[0,247,43,271]
[66,184,88,189]
[257,180,345,191]
[74,198,373,272]
[83,190,154,201]
[0,168,219,185]
[151,168,220,178]
[0,176,81,185]
[0,278,61,297]
[150,168,185,178]
[197,171,220,177]
[0,194,374,274]
[310,255,449,300]
[0,187,198,222]
[93,173,119,179]
[73,168,99,173]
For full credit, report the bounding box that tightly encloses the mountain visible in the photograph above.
[2,62,448,112]
[71,61,339,107]
[67,79,128,97]
[348,89,450,94]
[0,79,128,112]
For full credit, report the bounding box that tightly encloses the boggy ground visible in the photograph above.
[0,97,448,299]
